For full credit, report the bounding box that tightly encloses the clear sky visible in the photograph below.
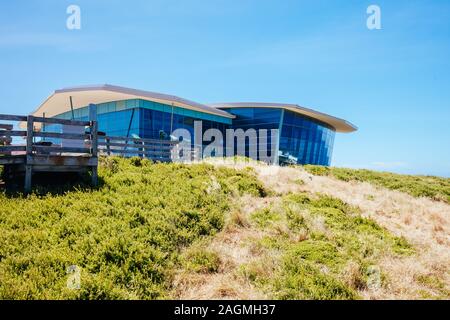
[0,0,449,177]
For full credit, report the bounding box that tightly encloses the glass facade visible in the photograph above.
[49,99,230,149]
[47,101,336,166]
[223,108,335,166]
[139,108,228,150]
[222,108,281,162]
[279,110,335,166]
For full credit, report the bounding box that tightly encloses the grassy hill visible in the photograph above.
[303,165,450,204]
[0,158,448,300]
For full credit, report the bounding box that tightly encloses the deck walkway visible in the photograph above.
[0,113,98,192]
[1,110,186,192]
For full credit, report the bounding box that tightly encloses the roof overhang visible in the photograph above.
[209,102,357,133]
[31,84,235,120]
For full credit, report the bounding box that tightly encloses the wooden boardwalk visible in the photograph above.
[1,110,187,192]
[98,135,178,161]
[0,114,98,192]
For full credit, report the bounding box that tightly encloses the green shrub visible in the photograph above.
[416,274,450,298]
[244,192,413,300]
[0,157,267,299]
[273,256,358,300]
[219,167,269,197]
[303,165,450,204]
[129,156,143,167]
[303,165,330,177]
[182,248,221,274]
[251,207,281,228]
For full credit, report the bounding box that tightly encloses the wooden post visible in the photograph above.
[42,112,46,141]
[89,104,98,187]
[89,104,97,123]
[91,165,98,187]
[106,137,111,156]
[91,121,98,157]
[24,116,34,193]
[91,120,98,187]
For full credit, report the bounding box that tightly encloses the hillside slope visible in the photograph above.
[1,158,449,300]
[174,159,450,300]
[0,158,268,299]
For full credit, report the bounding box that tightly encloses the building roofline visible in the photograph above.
[31,84,235,120]
[209,102,357,133]
[30,85,357,133]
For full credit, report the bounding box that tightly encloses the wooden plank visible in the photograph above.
[103,149,171,157]
[0,124,13,130]
[91,166,98,186]
[31,166,90,173]
[7,164,88,173]
[0,145,27,152]
[106,138,111,156]
[103,148,172,155]
[98,153,171,161]
[0,156,26,165]
[95,155,171,163]
[0,130,27,137]
[32,145,91,154]
[101,150,171,157]
[91,121,98,158]
[143,144,173,150]
[0,114,27,121]
[4,164,91,173]
[32,116,90,127]
[98,142,173,150]
[24,165,32,193]
[26,155,98,167]
[24,116,34,193]
[26,116,33,156]
[34,132,90,140]
[100,135,179,145]
[90,119,99,186]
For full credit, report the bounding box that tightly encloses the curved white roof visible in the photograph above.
[210,102,357,133]
[31,84,235,119]
[30,85,356,133]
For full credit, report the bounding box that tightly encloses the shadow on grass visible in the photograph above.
[0,171,105,198]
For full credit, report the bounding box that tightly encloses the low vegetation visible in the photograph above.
[0,157,267,299]
[181,246,222,274]
[241,193,413,300]
[1,158,448,300]
[180,158,449,300]
[303,165,450,204]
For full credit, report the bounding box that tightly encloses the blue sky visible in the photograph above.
[0,0,449,177]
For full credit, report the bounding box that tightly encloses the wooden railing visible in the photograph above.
[0,123,13,150]
[0,114,98,192]
[1,111,207,191]
[0,114,27,157]
[98,136,205,162]
[98,136,178,162]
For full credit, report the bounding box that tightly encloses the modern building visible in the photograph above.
[212,103,356,166]
[31,84,357,165]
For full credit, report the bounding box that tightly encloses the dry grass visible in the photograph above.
[292,168,450,299]
[171,195,276,300]
[200,158,450,300]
